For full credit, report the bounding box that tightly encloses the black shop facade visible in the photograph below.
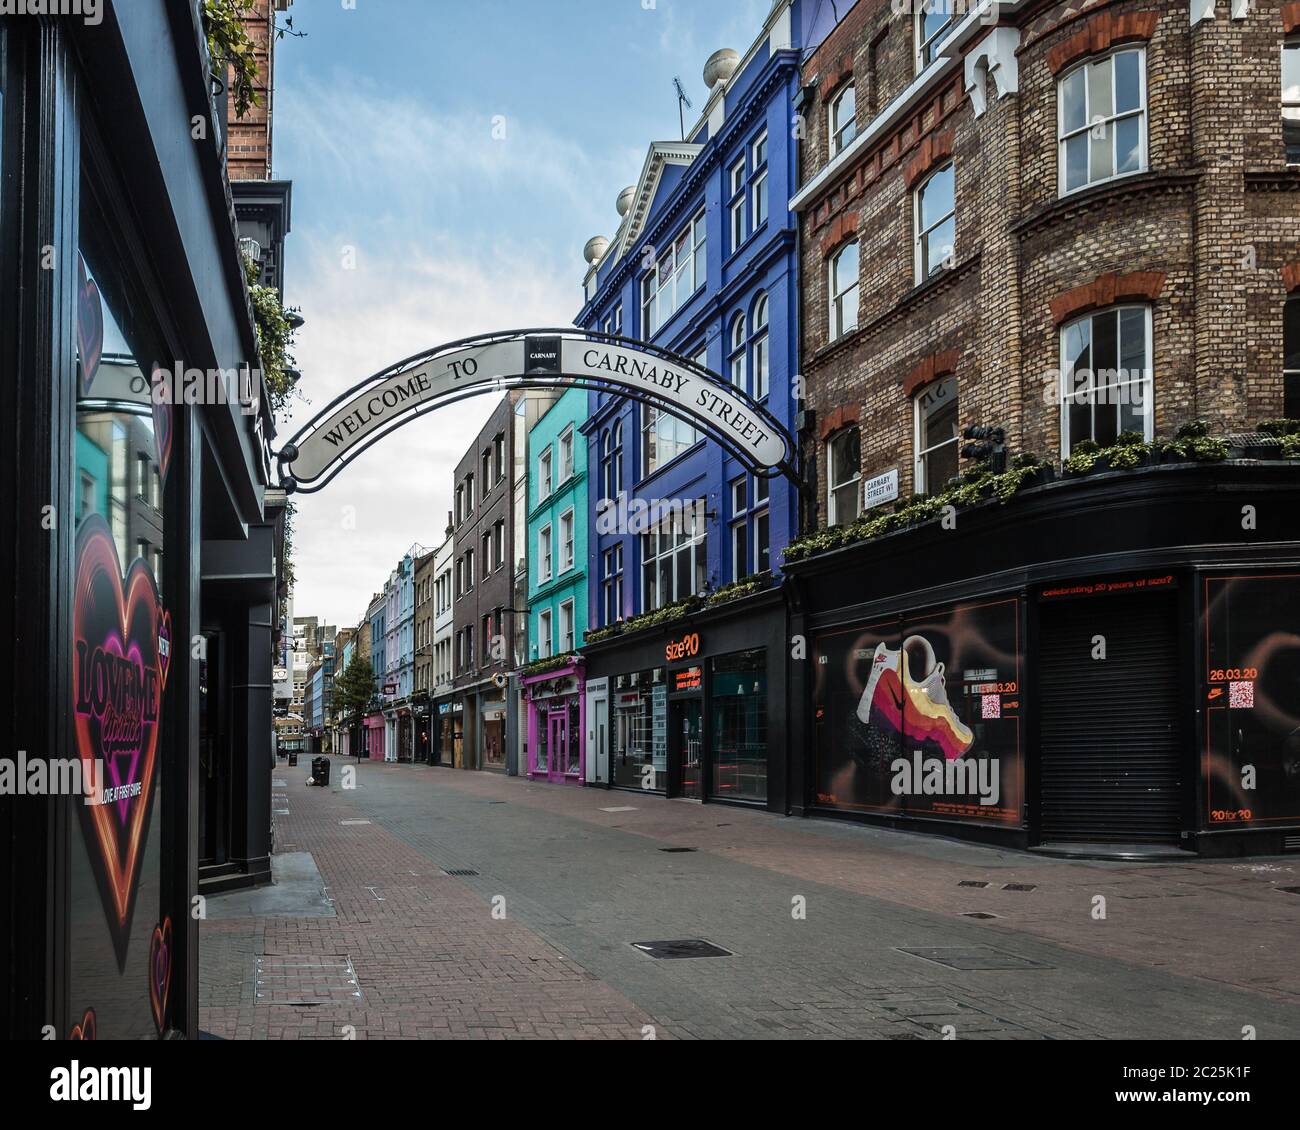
[785,461,1300,858]
[581,587,790,813]
[0,10,278,1039]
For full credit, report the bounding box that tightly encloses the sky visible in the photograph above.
[272,0,775,629]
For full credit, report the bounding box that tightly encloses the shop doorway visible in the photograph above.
[672,699,703,800]
[592,697,609,785]
[1038,590,1184,844]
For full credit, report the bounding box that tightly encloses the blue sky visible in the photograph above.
[274,0,773,628]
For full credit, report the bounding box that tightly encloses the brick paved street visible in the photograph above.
[200,760,1300,1040]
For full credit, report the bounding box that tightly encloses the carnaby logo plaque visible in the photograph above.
[72,516,167,969]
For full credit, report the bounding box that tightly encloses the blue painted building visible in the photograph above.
[365,590,386,759]
[574,1,834,809]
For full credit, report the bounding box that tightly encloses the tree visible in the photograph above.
[332,654,375,726]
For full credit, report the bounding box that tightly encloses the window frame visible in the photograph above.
[559,507,575,572]
[1056,48,1148,197]
[538,445,553,501]
[912,374,960,495]
[830,81,857,157]
[1057,303,1155,457]
[828,240,860,340]
[915,3,956,74]
[751,291,770,401]
[558,425,574,482]
[913,161,955,284]
[751,129,769,231]
[1284,39,1300,164]
[826,428,862,526]
[538,522,553,582]
[538,608,553,660]
[729,157,746,252]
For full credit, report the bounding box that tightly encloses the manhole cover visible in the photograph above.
[631,939,732,959]
[899,946,1050,971]
[1003,883,1037,892]
[659,847,697,853]
[962,912,999,919]
[443,868,479,877]
[255,954,360,1004]
[958,880,989,888]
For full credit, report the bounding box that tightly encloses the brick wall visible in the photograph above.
[797,1,1300,529]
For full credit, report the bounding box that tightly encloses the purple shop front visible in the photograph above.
[523,661,586,784]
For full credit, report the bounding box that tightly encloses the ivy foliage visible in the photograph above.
[244,256,300,417]
[582,573,773,645]
[202,0,260,120]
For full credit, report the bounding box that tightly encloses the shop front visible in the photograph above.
[0,10,279,1038]
[522,662,586,784]
[582,589,789,811]
[433,698,462,766]
[364,712,384,760]
[788,463,1300,856]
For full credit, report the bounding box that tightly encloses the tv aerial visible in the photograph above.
[673,76,693,141]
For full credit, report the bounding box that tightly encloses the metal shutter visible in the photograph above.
[1038,593,1183,843]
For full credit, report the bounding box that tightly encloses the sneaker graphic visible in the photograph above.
[855,636,974,761]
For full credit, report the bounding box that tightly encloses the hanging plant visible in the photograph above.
[203,0,260,119]
[244,255,300,417]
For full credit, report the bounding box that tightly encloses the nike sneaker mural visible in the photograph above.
[856,635,974,761]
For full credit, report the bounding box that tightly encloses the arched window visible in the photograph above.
[1058,49,1146,195]
[600,429,613,501]
[729,312,747,389]
[830,82,856,157]
[750,292,770,400]
[1059,305,1153,455]
[913,375,959,494]
[915,2,955,73]
[914,162,955,283]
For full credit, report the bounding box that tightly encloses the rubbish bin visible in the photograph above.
[311,756,330,787]
[288,750,298,767]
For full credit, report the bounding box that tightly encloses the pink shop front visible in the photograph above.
[523,662,585,784]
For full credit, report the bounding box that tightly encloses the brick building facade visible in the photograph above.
[783,0,1300,855]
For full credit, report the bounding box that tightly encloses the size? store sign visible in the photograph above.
[665,631,701,662]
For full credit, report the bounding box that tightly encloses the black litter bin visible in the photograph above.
[311,756,330,787]
[287,750,298,767]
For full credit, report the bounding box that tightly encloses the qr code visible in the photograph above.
[981,694,1001,719]
[1229,681,1254,709]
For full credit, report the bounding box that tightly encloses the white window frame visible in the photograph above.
[828,240,860,340]
[1058,304,1154,457]
[914,162,955,284]
[1284,39,1300,164]
[751,292,770,400]
[641,209,706,336]
[538,446,553,500]
[751,130,769,230]
[912,374,960,495]
[640,502,706,613]
[826,429,862,526]
[558,425,574,482]
[729,313,747,388]
[559,507,574,572]
[830,81,856,157]
[915,3,956,74]
[539,523,553,582]
[729,158,746,252]
[558,598,575,652]
[538,608,553,660]
[1057,48,1147,197]
[730,476,748,581]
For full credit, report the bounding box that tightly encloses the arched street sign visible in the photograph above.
[276,330,798,494]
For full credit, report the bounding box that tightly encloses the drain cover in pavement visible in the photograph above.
[1279,886,1300,895]
[443,868,479,877]
[899,946,1050,970]
[255,954,360,1004]
[961,912,999,919]
[1003,883,1037,892]
[958,880,989,888]
[631,939,733,959]
[659,847,697,853]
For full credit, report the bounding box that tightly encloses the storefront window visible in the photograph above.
[71,186,171,1037]
[612,669,666,789]
[566,699,581,774]
[709,650,767,802]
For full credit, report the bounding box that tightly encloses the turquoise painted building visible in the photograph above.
[523,387,589,783]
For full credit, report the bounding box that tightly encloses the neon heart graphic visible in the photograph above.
[77,253,105,397]
[149,918,172,1034]
[73,515,165,970]
[69,1008,96,1041]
